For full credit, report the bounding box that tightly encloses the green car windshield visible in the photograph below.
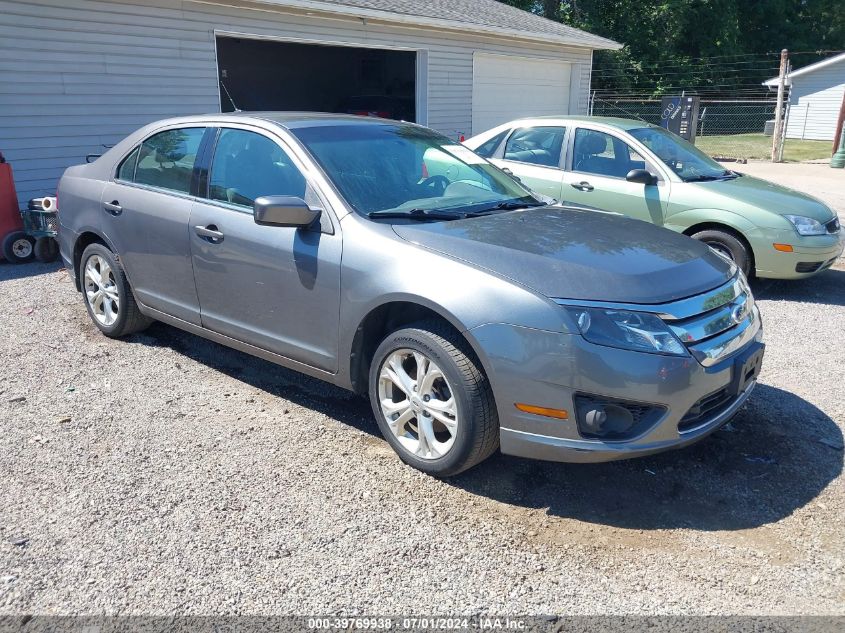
[292,123,539,217]
[629,127,731,182]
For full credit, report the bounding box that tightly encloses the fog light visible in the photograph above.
[574,394,666,440]
[578,402,634,435]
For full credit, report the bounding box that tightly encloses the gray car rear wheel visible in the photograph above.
[369,320,499,477]
[80,243,152,338]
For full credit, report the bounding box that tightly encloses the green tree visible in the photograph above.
[496,0,845,96]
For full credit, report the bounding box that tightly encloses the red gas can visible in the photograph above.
[0,154,25,262]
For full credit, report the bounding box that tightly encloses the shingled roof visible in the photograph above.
[257,0,622,50]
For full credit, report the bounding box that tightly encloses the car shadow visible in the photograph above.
[131,322,378,429]
[0,260,63,282]
[132,323,842,533]
[752,266,845,307]
[449,383,842,531]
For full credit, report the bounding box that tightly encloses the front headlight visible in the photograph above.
[785,214,827,236]
[564,307,687,356]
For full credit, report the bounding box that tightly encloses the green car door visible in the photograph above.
[561,127,668,226]
[492,126,568,200]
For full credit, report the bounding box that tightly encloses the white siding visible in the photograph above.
[0,0,593,205]
[784,58,845,141]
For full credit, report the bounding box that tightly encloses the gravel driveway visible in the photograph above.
[1,259,843,616]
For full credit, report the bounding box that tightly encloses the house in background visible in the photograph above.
[0,0,619,205]
[764,51,845,141]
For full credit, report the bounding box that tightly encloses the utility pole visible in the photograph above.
[830,90,845,168]
[771,49,789,163]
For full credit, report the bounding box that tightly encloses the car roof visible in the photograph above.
[510,115,657,131]
[146,111,410,131]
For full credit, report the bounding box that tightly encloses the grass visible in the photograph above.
[695,133,832,162]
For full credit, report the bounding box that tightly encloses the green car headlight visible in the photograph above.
[565,307,687,356]
[785,214,827,236]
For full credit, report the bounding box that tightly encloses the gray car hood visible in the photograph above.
[392,206,734,304]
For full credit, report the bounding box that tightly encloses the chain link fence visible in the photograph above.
[590,96,831,162]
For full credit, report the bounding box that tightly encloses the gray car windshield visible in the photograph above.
[292,123,540,217]
[629,127,733,182]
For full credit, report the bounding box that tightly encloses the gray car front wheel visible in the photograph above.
[369,320,499,476]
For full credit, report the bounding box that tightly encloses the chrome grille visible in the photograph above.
[668,292,750,343]
[660,275,760,366]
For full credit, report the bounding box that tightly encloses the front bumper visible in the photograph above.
[471,320,763,464]
[754,227,844,279]
[500,381,755,463]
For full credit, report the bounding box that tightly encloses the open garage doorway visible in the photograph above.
[216,36,418,122]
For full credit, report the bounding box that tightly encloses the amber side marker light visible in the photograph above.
[773,243,794,252]
[514,403,569,419]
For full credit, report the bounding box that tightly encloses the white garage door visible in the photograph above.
[472,53,572,135]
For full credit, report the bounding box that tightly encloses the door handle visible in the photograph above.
[570,181,594,192]
[103,200,122,215]
[194,225,224,243]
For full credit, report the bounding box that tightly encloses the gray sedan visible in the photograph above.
[57,113,764,476]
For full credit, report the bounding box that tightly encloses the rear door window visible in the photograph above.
[504,127,566,168]
[134,128,205,194]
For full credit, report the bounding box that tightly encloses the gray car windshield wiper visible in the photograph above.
[367,208,466,220]
[465,200,548,216]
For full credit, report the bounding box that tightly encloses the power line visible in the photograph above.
[595,49,843,64]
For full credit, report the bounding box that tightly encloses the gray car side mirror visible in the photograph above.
[254,196,321,229]
[625,169,657,185]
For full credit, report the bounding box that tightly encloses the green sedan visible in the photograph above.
[464,116,844,279]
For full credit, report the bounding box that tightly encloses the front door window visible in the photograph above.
[572,128,642,179]
[209,128,306,208]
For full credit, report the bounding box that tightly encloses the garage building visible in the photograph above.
[0,0,619,205]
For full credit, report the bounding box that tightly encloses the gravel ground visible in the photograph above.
[1,258,843,616]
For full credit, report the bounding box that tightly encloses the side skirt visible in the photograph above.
[137,302,344,388]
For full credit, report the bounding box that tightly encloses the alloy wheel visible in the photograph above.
[84,255,120,326]
[377,348,459,460]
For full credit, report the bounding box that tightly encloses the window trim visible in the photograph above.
[501,125,568,170]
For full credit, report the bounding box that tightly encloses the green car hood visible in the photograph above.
[687,174,834,223]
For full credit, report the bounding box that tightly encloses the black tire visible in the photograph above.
[691,229,752,276]
[33,237,59,263]
[368,320,499,477]
[2,231,36,263]
[79,243,152,338]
